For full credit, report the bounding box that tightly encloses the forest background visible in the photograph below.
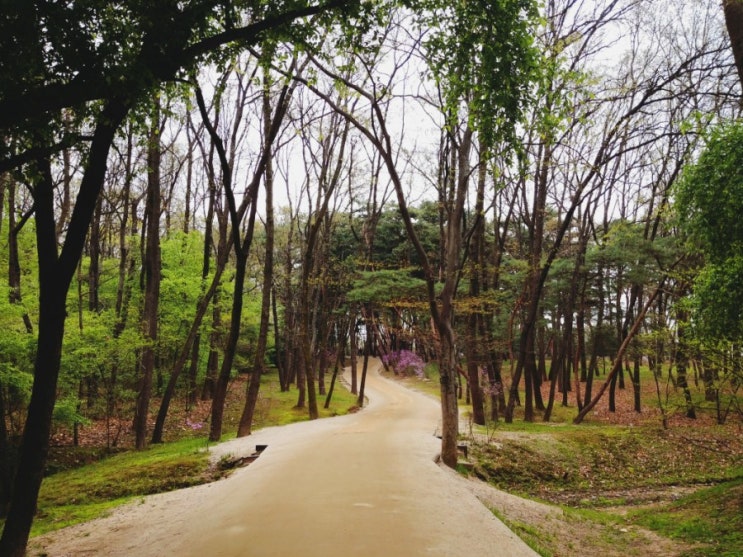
[1,0,743,556]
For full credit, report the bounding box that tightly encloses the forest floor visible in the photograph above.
[390,368,743,557]
[24,362,743,557]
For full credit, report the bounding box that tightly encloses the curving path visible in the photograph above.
[32,361,537,556]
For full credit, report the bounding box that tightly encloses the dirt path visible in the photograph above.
[31,360,537,556]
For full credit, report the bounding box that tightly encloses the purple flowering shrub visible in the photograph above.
[479,367,503,396]
[383,350,426,378]
[185,417,204,430]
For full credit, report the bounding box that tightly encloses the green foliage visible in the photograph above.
[675,121,743,263]
[630,478,743,556]
[419,0,540,151]
[0,288,36,432]
[689,257,743,340]
[588,220,671,287]
[52,398,92,431]
[590,322,620,359]
[674,120,743,341]
[347,268,427,304]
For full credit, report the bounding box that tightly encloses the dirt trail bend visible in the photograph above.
[32,360,537,557]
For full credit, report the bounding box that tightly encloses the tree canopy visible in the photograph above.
[674,120,743,339]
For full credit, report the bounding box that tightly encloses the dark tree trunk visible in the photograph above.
[187,334,201,408]
[0,385,11,517]
[632,357,642,413]
[324,329,347,409]
[676,309,696,419]
[272,288,287,391]
[134,107,162,450]
[151,256,227,443]
[574,281,664,424]
[209,248,249,441]
[200,134,221,402]
[238,83,276,437]
[349,308,358,395]
[87,195,103,312]
[464,161,487,425]
[107,140,135,447]
[0,97,128,557]
[724,0,743,90]
[202,301,221,401]
[543,338,563,422]
[56,128,72,240]
[197,74,291,441]
[357,312,372,408]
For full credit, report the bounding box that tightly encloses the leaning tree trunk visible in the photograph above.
[574,281,665,424]
[197,74,292,441]
[151,252,228,443]
[349,304,359,395]
[675,306,697,419]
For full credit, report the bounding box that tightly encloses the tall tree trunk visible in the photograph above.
[272,288,287,391]
[464,161,487,425]
[200,134,221,401]
[324,327,347,409]
[724,0,743,90]
[202,298,221,400]
[151,253,228,442]
[210,247,250,441]
[349,307,358,395]
[87,195,103,312]
[197,71,292,441]
[357,308,373,408]
[676,307,697,419]
[237,82,276,437]
[56,120,72,240]
[134,105,162,450]
[509,141,551,422]
[108,140,135,446]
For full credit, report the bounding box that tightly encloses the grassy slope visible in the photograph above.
[392,362,743,557]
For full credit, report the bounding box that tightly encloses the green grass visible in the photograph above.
[629,477,743,557]
[32,437,211,536]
